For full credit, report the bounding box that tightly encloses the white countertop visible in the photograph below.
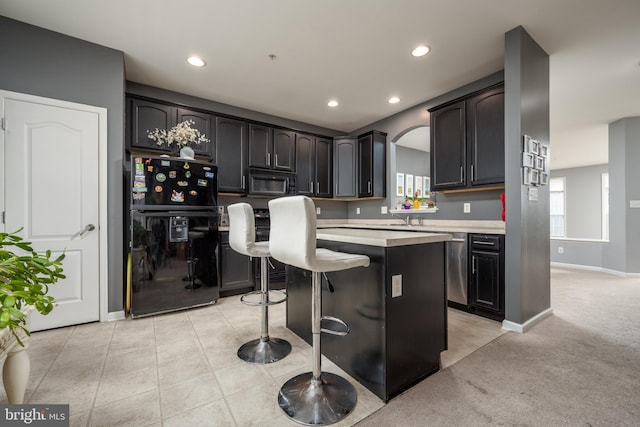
[317,227,451,248]
[317,219,505,235]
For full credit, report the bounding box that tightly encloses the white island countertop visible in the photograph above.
[317,227,451,248]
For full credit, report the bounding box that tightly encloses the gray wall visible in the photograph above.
[550,240,607,267]
[349,71,505,220]
[605,117,640,273]
[0,16,125,313]
[504,26,550,324]
[219,196,348,219]
[551,164,607,239]
[126,82,343,138]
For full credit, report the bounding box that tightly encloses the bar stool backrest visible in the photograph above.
[227,203,257,257]
[268,196,317,271]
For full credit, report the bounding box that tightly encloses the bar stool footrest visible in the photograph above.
[240,289,287,306]
[320,316,349,336]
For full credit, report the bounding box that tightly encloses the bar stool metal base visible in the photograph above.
[278,372,357,426]
[237,337,291,364]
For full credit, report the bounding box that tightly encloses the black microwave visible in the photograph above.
[248,169,296,196]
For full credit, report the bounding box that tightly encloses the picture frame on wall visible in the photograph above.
[535,156,545,171]
[423,176,431,198]
[396,173,405,196]
[530,169,540,186]
[523,166,532,186]
[539,171,549,185]
[405,174,414,196]
[415,176,423,197]
[540,144,549,158]
[522,152,535,168]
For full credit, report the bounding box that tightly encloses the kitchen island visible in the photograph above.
[286,228,451,401]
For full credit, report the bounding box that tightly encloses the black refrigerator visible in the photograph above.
[129,155,220,318]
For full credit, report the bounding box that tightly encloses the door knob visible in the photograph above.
[71,224,96,240]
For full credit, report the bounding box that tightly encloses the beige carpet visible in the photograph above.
[357,267,640,426]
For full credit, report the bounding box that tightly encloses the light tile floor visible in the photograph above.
[0,299,502,426]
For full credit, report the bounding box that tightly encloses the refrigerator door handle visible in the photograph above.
[71,224,95,240]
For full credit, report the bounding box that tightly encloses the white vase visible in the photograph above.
[179,146,195,159]
[0,305,33,404]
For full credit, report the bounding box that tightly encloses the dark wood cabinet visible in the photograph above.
[216,117,248,193]
[333,136,358,198]
[357,130,386,198]
[273,129,296,172]
[429,83,504,191]
[219,232,253,294]
[249,126,296,172]
[467,87,505,186]
[128,98,177,153]
[177,108,214,159]
[248,124,272,169]
[430,101,466,189]
[295,134,332,198]
[468,234,504,320]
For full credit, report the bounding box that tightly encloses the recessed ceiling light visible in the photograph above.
[187,56,206,67]
[328,100,339,107]
[388,96,400,104]
[411,45,430,57]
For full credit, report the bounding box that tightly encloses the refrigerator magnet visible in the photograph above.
[185,171,191,178]
[203,166,211,171]
[155,173,166,182]
[205,172,214,178]
[183,162,190,169]
[189,190,198,196]
[171,190,185,202]
[197,179,208,187]
[169,171,177,179]
[147,166,154,172]
[161,160,170,166]
[155,185,163,192]
[177,181,188,187]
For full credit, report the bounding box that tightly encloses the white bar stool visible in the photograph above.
[227,203,291,364]
[268,196,370,426]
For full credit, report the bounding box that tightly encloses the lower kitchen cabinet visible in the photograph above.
[468,234,504,320]
[219,232,253,295]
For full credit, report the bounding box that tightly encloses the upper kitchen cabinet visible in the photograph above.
[216,116,248,194]
[333,136,358,198]
[429,83,504,191]
[296,134,332,198]
[249,125,296,172]
[128,98,177,153]
[467,86,505,186]
[177,108,215,159]
[357,130,386,198]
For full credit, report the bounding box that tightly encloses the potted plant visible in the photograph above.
[0,229,65,346]
[147,119,210,158]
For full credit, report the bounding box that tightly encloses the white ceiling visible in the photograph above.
[1,0,639,169]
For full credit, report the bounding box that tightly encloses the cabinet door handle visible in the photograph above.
[275,154,278,166]
[267,153,271,166]
[368,181,372,193]
[473,241,495,246]
[472,255,477,274]
[316,182,320,193]
[309,181,313,193]
[241,175,245,189]
[460,166,464,182]
[471,164,475,181]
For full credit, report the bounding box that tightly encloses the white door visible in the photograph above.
[2,96,101,331]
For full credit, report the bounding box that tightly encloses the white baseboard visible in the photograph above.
[107,311,126,322]
[502,307,553,333]
[551,262,640,277]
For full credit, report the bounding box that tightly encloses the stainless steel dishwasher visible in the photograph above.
[446,233,468,306]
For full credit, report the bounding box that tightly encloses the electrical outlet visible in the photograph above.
[381,206,388,214]
[392,275,402,298]
[316,207,321,215]
[464,203,471,213]
[558,247,564,254]
[356,207,361,215]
